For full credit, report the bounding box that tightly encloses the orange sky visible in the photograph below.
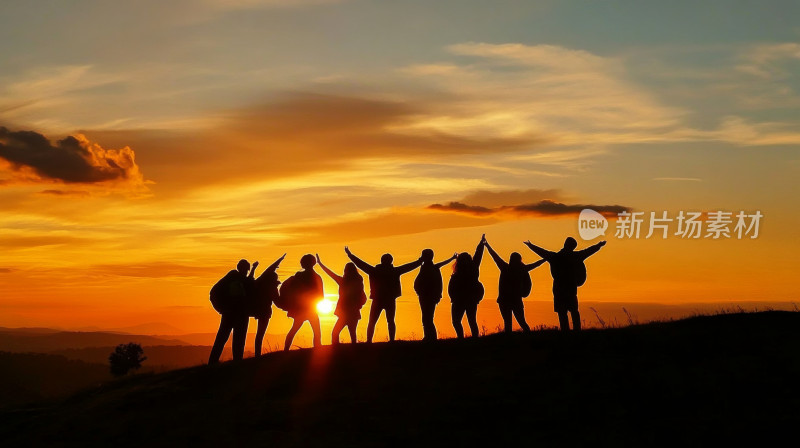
[1,1,799,341]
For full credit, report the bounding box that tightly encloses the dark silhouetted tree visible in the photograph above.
[108,343,147,377]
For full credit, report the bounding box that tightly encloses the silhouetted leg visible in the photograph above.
[386,301,397,341]
[466,302,479,337]
[451,303,465,339]
[366,302,382,343]
[420,300,437,341]
[332,318,345,344]
[513,302,530,333]
[255,316,270,357]
[571,309,581,331]
[309,315,322,347]
[232,314,249,360]
[347,321,357,343]
[557,311,570,331]
[284,319,305,351]
[208,314,233,364]
[500,303,513,333]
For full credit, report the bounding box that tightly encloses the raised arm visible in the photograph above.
[484,242,507,269]
[248,261,260,279]
[434,253,458,269]
[524,241,555,261]
[396,257,423,275]
[315,254,343,284]
[473,234,486,267]
[576,241,607,261]
[344,246,375,275]
[264,253,286,273]
[526,258,546,271]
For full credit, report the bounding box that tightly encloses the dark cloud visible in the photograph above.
[428,199,631,218]
[509,200,631,217]
[0,267,16,273]
[461,189,563,207]
[0,126,144,184]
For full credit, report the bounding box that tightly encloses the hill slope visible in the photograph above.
[2,311,799,447]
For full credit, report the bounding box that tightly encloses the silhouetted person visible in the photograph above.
[525,238,607,331]
[209,259,256,364]
[283,254,324,351]
[485,240,545,333]
[448,235,487,338]
[316,254,367,344]
[414,249,457,341]
[251,253,286,357]
[345,247,422,343]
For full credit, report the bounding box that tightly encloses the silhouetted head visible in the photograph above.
[236,259,250,275]
[421,248,434,262]
[453,252,473,274]
[343,262,358,278]
[300,254,316,269]
[380,253,393,265]
[563,237,578,252]
[509,252,523,266]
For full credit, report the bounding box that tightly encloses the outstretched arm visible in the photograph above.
[577,241,607,260]
[434,253,458,269]
[344,247,375,274]
[396,257,423,275]
[264,254,286,273]
[526,259,546,271]
[484,242,507,269]
[524,241,555,261]
[315,254,343,284]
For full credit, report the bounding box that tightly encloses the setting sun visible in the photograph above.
[316,298,335,315]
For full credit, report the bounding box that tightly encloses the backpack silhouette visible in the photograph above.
[575,260,587,287]
[275,275,297,311]
[209,271,246,314]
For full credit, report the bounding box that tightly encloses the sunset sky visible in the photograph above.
[1,1,798,342]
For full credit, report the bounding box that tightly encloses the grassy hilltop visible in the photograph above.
[2,311,799,447]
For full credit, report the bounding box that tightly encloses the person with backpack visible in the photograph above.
[208,259,258,364]
[524,238,607,331]
[283,254,324,351]
[414,249,457,341]
[250,253,286,357]
[344,247,423,343]
[448,235,487,338]
[484,239,545,333]
[316,254,367,344]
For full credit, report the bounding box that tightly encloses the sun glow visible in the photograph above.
[316,298,335,315]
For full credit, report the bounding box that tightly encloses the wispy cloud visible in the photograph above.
[736,42,800,80]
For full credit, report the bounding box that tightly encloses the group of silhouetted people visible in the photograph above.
[208,234,606,364]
